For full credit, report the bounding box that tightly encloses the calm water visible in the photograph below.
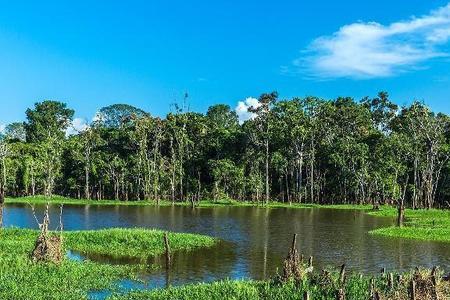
[3,203,450,290]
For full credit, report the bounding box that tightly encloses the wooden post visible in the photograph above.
[303,291,310,300]
[308,256,313,268]
[410,279,416,300]
[373,291,380,300]
[282,233,302,281]
[431,267,439,299]
[339,264,346,284]
[369,279,381,300]
[291,233,298,249]
[336,289,345,300]
[164,232,171,267]
[369,278,375,298]
[388,273,394,290]
[431,266,438,286]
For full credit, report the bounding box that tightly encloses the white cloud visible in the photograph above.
[235,97,261,124]
[297,3,450,79]
[66,118,89,136]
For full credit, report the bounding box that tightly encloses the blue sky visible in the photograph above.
[0,0,450,127]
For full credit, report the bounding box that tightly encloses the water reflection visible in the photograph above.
[3,203,450,287]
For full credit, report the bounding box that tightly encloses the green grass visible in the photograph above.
[0,228,217,300]
[6,195,155,206]
[110,269,450,300]
[5,195,370,210]
[368,207,450,243]
[6,195,266,207]
[65,228,217,258]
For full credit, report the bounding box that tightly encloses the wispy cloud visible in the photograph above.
[235,97,260,124]
[296,3,450,79]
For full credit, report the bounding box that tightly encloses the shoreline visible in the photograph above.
[5,196,450,243]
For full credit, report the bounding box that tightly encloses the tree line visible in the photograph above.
[0,92,449,209]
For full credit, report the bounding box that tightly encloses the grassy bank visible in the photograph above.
[110,270,450,300]
[6,196,264,207]
[5,195,370,210]
[368,207,450,243]
[0,228,216,300]
[65,228,217,258]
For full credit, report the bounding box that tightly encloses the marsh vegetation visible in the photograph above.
[1,94,450,299]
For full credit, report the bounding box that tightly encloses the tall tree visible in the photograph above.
[248,92,278,204]
[96,104,149,128]
[1,93,449,208]
[24,101,74,196]
[4,122,26,142]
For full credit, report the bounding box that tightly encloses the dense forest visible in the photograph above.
[0,92,449,209]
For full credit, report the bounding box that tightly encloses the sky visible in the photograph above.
[0,0,450,128]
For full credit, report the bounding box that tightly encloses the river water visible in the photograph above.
[3,203,449,291]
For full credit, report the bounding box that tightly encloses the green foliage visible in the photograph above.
[4,122,26,142]
[24,100,74,142]
[96,104,149,128]
[1,93,450,207]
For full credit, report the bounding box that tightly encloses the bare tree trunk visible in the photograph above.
[84,164,90,200]
[170,138,176,204]
[413,156,419,209]
[310,136,315,203]
[397,198,405,227]
[299,147,304,202]
[31,172,36,196]
[265,138,269,204]
[285,168,290,204]
[397,175,408,227]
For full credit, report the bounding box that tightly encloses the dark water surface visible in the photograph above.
[3,204,450,291]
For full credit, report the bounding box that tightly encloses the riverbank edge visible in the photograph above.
[5,195,373,209]
[0,227,218,299]
[4,226,217,259]
[5,196,450,243]
[109,270,450,300]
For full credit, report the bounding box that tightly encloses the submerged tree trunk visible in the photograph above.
[397,175,408,227]
[30,204,64,264]
[397,199,405,227]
